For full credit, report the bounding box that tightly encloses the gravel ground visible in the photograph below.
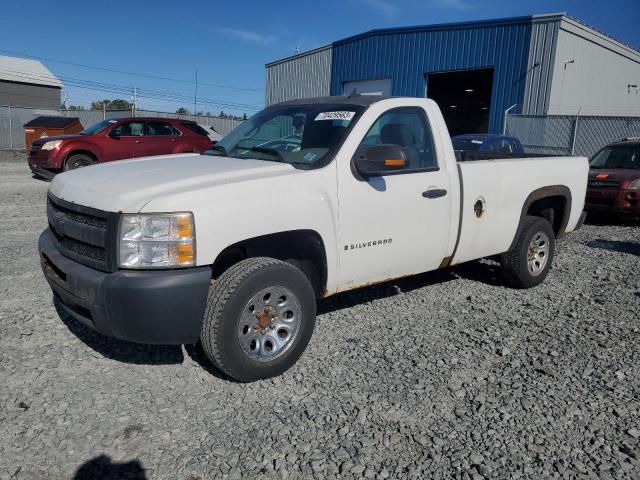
[1,149,639,480]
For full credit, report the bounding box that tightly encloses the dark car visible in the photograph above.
[585,139,640,219]
[451,134,525,154]
[28,117,213,178]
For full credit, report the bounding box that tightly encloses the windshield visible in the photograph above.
[80,119,117,135]
[207,103,364,167]
[590,145,640,169]
[451,137,483,151]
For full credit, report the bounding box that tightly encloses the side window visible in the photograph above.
[147,121,179,136]
[359,107,437,171]
[489,139,511,153]
[111,121,144,137]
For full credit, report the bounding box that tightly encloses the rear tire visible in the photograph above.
[64,153,96,171]
[201,257,316,382]
[500,215,556,288]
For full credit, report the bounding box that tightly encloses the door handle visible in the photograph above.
[135,140,143,144]
[422,188,447,199]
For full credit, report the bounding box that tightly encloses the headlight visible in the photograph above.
[118,213,195,268]
[41,140,63,150]
[629,178,640,190]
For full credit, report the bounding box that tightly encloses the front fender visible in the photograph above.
[58,142,101,165]
[139,164,341,292]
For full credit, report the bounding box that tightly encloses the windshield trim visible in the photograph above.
[80,119,118,135]
[205,103,367,170]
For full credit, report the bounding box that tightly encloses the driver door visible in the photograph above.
[336,106,452,290]
[105,121,146,161]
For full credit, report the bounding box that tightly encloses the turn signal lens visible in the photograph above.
[176,243,195,265]
[385,159,405,167]
[177,214,193,239]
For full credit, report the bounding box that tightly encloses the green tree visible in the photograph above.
[91,99,133,111]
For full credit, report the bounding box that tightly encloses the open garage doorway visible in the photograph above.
[426,68,494,135]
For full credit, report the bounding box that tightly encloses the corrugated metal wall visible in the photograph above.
[265,46,332,106]
[521,16,561,115]
[329,18,535,133]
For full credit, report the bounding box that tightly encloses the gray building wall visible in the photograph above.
[265,46,332,106]
[0,81,61,109]
[547,17,640,116]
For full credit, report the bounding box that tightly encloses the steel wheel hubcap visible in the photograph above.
[237,285,301,362]
[527,231,550,276]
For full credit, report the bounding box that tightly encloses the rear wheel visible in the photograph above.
[64,153,96,171]
[201,257,316,382]
[501,215,556,288]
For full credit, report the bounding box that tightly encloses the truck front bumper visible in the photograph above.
[38,229,211,344]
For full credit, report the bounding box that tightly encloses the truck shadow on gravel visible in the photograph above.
[73,455,147,479]
[317,259,503,316]
[585,239,640,256]
[54,299,184,365]
[54,261,501,379]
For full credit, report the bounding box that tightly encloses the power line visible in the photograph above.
[0,49,264,92]
[0,66,262,111]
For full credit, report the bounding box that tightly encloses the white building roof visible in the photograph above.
[0,54,63,88]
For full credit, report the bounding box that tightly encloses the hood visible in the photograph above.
[588,168,640,182]
[49,153,297,212]
[32,134,87,145]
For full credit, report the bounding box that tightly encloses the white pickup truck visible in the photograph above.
[39,95,588,381]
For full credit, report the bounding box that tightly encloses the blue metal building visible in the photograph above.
[265,13,640,134]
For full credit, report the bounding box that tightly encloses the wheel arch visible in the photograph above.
[509,185,572,250]
[65,148,99,164]
[211,229,328,298]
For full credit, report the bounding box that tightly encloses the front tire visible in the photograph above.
[201,257,316,382]
[64,153,96,171]
[500,215,556,288]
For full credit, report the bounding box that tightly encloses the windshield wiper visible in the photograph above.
[236,145,287,163]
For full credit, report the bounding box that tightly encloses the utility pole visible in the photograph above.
[194,69,198,116]
[131,87,138,117]
[8,104,13,149]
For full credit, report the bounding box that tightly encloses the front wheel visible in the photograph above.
[201,257,316,382]
[64,153,96,171]
[500,215,556,288]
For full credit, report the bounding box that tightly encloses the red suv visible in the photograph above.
[586,139,640,220]
[28,117,213,178]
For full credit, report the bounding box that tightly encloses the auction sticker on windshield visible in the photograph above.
[315,111,356,121]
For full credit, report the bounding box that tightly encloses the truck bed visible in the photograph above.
[451,155,589,265]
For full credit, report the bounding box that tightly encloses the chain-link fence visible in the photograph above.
[0,105,245,150]
[505,113,640,158]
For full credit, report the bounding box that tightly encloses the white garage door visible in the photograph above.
[343,78,392,96]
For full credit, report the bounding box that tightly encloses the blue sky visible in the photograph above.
[1,0,638,115]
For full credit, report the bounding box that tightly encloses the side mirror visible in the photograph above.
[353,144,407,176]
[108,130,120,139]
